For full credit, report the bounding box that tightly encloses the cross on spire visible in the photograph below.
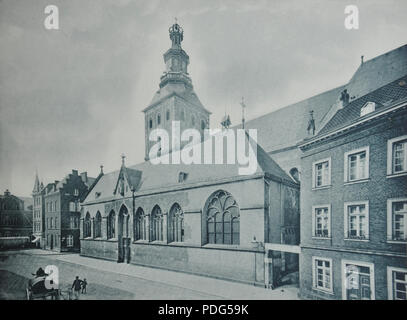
[240,97,246,129]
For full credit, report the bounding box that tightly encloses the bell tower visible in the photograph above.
[143,21,211,161]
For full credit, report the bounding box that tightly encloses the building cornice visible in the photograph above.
[299,99,407,150]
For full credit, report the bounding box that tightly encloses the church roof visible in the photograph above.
[239,44,407,153]
[240,85,345,152]
[83,131,294,204]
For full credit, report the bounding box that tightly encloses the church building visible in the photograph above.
[80,22,300,287]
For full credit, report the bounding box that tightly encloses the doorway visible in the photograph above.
[118,205,130,263]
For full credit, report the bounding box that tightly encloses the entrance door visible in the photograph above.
[118,205,130,263]
[345,263,373,300]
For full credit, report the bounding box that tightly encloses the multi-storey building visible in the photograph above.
[32,173,45,247]
[79,22,300,287]
[299,76,407,300]
[33,170,95,252]
[0,189,33,238]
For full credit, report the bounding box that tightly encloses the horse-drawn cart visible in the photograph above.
[26,275,60,300]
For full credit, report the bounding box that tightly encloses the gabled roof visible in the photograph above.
[346,44,407,101]
[235,44,407,153]
[113,166,142,194]
[238,85,345,152]
[84,131,295,204]
[318,76,407,135]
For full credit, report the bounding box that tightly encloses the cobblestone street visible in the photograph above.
[0,249,299,300]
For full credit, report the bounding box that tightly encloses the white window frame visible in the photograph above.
[67,234,73,247]
[387,135,407,176]
[387,198,407,243]
[312,157,331,189]
[312,256,333,294]
[342,260,375,300]
[387,266,407,300]
[312,205,331,238]
[344,146,369,183]
[344,201,369,241]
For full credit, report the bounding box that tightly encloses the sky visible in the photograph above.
[0,0,406,197]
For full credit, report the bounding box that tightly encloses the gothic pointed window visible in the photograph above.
[181,110,185,121]
[166,110,170,121]
[205,190,239,245]
[107,210,115,239]
[151,205,163,241]
[95,211,102,238]
[134,207,147,241]
[84,212,91,238]
[157,113,161,125]
[149,118,153,129]
[168,203,184,242]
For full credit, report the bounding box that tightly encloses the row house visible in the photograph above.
[299,76,407,300]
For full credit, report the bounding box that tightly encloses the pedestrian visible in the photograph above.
[71,276,82,300]
[81,278,87,294]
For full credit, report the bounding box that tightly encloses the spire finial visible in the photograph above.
[100,165,104,174]
[240,96,246,129]
[121,153,126,166]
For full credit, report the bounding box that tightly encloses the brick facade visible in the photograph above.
[299,106,407,299]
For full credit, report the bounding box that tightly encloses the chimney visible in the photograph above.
[339,89,350,108]
[80,172,88,183]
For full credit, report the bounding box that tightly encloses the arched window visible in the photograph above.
[166,110,170,121]
[150,205,163,241]
[94,211,102,238]
[84,212,91,238]
[157,113,161,125]
[118,205,129,238]
[134,207,147,241]
[191,115,195,126]
[180,110,185,121]
[205,190,239,245]
[168,203,184,242]
[107,210,116,239]
[201,119,206,130]
[149,118,153,129]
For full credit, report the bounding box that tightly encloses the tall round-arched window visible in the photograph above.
[201,120,206,130]
[181,110,185,121]
[149,118,153,129]
[107,210,115,239]
[84,212,91,238]
[168,203,184,242]
[166,110,170,121]
[151,205,163,241]
[191,115,195,126]
[204,190,239,245]
[134,207,147,241]
[157,113,161,125]
[95,211,102,238]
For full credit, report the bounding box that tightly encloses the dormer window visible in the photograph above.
[360,102,376,117]
[178,172,188,183]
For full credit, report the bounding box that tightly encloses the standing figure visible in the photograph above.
[81,278,87,294]
[71,276,82,300]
